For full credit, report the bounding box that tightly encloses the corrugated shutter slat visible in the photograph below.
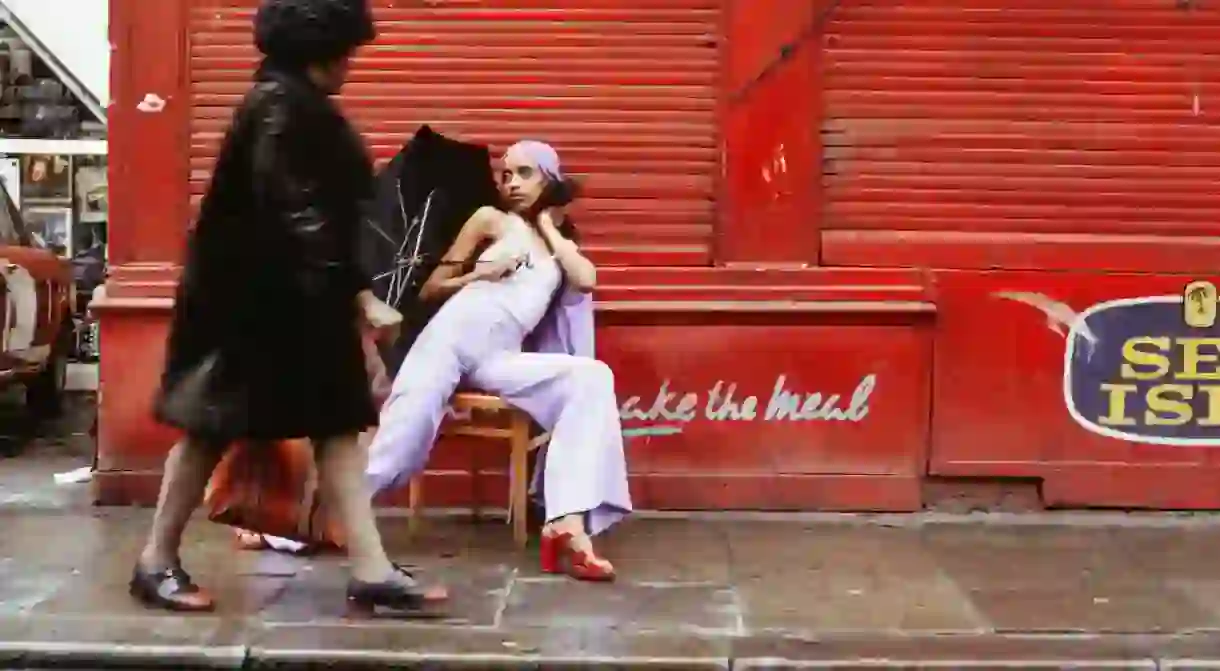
[822,0,1220,255]
[189,0,721,265]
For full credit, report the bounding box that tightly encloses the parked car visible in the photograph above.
[0,183,74,416]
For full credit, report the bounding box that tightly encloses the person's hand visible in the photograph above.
[537,207,562,233]
[477,254,523,281]
[357,290,402,343]
[372,320,401,345]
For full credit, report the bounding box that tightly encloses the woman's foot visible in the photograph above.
[233,529,315,555]
[234,529,271,551]
[345,564,449,618]
[539,517,615,582]
[129,563,216,612]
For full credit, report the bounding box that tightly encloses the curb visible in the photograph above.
[4,644,1220,671]
[0,642,247,670]
[6,632,1220,670]
[253,651,729,670]
[2,649,729,671]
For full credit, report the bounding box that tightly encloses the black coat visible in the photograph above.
[359,125,498,375]
[154,65,378,442]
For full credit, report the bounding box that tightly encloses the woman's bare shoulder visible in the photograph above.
[470,205,509,237]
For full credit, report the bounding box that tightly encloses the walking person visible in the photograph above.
[130,0,445,614]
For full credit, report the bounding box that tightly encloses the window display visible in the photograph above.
[74,158,106,222]
[0,157,19,207]
[22,153,71,201]
[23,205,70,256]
[70,155,107,363]
[0,26,107,368]
[73,156,106,257]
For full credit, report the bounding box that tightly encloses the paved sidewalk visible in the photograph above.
[5,506,1220,669]
[5,395,1220,668]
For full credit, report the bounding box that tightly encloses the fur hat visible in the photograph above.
[254,0,376,68]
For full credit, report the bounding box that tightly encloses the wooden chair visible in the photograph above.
[406,392,548,548]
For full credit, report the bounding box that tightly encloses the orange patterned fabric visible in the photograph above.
[203,331,388,549]
[205,438,345,548]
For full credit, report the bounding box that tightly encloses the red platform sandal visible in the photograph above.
[539,529,616,582]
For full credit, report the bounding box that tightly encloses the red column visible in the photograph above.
[92,0,190,504]
[718,0,826,266]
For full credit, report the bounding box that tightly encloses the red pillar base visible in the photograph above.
[90,268,180,506]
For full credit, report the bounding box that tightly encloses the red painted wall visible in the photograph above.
[188,0,721,267]
[820,0,1220,273]
[95,0,1220,512]
[94,0,189,491]
[719,0,828,265]
[931,271,1220,509]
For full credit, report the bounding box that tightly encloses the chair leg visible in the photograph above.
[509,416,531,549]
[470,442,483,524]
[407,475,423,536]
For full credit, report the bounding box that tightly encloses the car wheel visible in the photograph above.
[27,331,69,418]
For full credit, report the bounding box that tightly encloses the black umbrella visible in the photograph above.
[359,125,500,374]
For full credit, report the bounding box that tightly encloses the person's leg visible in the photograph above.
[364,332,464,495]
[138,436,226,570]
[314,431,448,611]
[467,352,631,577]
[130,435,227,611]
[314,432,394,581]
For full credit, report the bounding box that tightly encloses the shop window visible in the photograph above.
[0,179,26,246]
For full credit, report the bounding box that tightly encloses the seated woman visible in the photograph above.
[364,140,631,581]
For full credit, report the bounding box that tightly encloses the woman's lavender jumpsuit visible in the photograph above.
[365,215,631,535]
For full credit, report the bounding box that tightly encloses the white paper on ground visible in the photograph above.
[53,466,94,485]
[263,535,309,554]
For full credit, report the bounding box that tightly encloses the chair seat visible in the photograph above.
[447,393,550,446]
[409,390,549,548]
[450,392,511,412]
[443,392,520,440]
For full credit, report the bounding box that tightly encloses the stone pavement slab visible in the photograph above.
[3,507,1220,668]
[0,392,95,509]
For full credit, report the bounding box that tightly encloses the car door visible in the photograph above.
[0,267,9,379]
[0,250,43,365]
[0,184,61,374]
[0,201,18,378]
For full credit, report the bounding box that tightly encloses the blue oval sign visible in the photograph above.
[1065,289,1220,446]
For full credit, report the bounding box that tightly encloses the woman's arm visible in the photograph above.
[419,206,504,301]
[538,209,596,292]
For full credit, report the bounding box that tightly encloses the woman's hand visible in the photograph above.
[419,206,499,301]
[537,207,563,234]
[356,290,402,344]
[536,208,596,292]
[476,254,525,282]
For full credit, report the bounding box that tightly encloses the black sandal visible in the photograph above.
[129,565,216,612]
[345,563,448,618]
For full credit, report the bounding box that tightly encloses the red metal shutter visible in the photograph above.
[821,0,1220,270]
[188,0,721,266]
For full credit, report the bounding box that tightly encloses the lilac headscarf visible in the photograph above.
[504,140,563,180]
